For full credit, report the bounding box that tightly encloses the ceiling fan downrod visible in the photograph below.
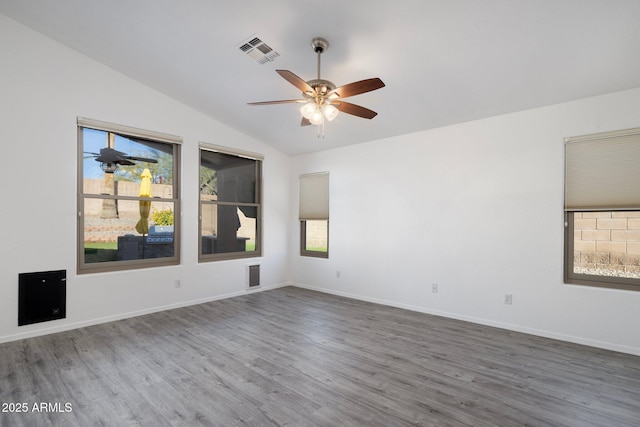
[311,37,329,81]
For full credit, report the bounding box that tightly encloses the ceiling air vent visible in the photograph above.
[238,35,280,64]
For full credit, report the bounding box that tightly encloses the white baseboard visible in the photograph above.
[0,282,291,344]
[290,283,640,357]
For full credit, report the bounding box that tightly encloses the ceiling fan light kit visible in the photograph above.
[248,37,385,138]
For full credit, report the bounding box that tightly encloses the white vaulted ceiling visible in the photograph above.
[2,0,640,155]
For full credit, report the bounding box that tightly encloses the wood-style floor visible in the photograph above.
[1,286,639,426]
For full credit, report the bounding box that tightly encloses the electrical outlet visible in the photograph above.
[504,294,513,305]
[432,283,438,293]
[175,279,181,289]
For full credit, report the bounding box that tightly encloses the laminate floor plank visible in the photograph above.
[1,286,639,426]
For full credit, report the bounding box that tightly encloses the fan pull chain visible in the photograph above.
[317,117,325,139]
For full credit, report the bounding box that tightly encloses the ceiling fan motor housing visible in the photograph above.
[306,79,336,97]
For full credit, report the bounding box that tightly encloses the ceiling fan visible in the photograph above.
[248,37,385,136]
[84,147,158,173]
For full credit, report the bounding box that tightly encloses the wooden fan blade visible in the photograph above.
[247,99,305,105]
[329,78,385,99]
[276,70,314,94]
[301,117,311,126]
[335,101,378,119]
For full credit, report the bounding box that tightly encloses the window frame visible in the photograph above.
[198,143,263,262]
[563,127,640,291]
[300,220,329,258]
[77,117,181,274]
[564,211,640,291]
[299,172,329,259]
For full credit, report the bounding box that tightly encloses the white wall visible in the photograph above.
[291,87,640,356]
[0,15,291,342]
[3,11,639,357]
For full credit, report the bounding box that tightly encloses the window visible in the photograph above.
[77,118,181,273]
[564,127,640,291]
[199,144,262,261]
[299,172,329,258]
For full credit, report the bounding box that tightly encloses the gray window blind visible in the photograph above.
[565,127,640,211]
[299,172,329,220]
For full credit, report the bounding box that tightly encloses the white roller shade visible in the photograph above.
[78,117,182,144]
[299,172,329,220]
[565,128,640,211]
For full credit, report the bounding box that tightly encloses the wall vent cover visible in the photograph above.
[247,264,261,288]
[238,35,279,64]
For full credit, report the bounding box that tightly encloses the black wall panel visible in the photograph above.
[18,270,66,326]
